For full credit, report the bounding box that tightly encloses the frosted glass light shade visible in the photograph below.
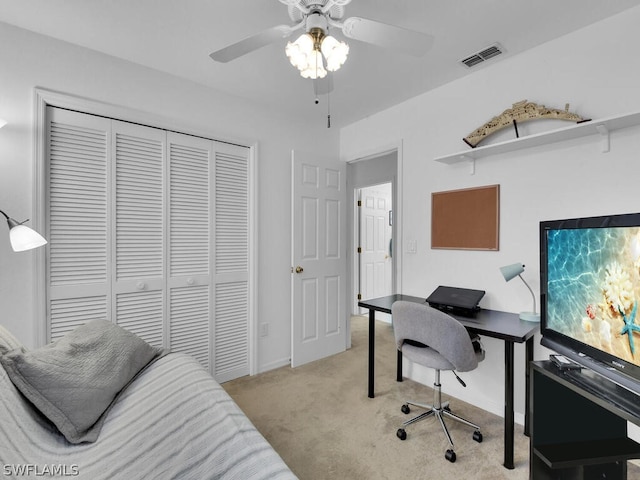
[9,224,48,252]
[2,211,48,252]
[321,35,349,72]
[300,50,327,79]
[285,33,314,70]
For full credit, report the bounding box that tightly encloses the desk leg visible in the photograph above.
[397,350,403,382]
[524,336,534,437]
[504,341,515,470]
[368,309,375,398]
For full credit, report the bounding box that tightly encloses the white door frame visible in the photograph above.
[346,141,403,342]
[32,88,258,376]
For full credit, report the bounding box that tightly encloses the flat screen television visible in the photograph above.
[540,212,640,393]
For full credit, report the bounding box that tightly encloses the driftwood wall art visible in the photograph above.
[463,100,589,148]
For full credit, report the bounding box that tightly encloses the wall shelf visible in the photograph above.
[434,110,640,169]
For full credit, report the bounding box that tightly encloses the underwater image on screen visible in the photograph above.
[547,226,640,366]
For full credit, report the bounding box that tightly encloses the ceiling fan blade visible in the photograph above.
[210,24,296,63]
[341,17,434,57]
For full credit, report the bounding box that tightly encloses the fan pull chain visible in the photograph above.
[327,87,331,128]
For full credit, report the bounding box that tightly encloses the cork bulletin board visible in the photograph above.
[431,184,500,250]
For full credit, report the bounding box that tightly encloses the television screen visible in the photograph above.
[541,212,640,391]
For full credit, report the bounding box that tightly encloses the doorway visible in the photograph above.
[347,150,398,324]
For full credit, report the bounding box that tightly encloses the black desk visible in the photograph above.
[358,294,538,470]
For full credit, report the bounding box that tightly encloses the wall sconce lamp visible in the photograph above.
[0,209,47,252]
[500,263,540,322]
[0,120,47,251]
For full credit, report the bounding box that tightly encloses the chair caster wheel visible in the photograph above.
[473,430,483,443]
[401,404,410,414]
[445,449,456,463]
[396,428,407,440]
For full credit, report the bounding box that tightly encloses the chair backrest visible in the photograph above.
[391,301,478,372]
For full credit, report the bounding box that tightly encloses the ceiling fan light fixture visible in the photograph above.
[285,31,348,79]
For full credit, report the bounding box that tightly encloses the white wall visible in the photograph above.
[340,7,640,423]
[0,22,339,372]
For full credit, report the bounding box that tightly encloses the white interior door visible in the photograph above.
[359,183,393,303]
[291,150,347,367]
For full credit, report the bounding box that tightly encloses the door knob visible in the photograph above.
[295,266,304,274]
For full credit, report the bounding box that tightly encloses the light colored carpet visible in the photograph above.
[223,316,640,480]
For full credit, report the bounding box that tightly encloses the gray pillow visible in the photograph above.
[0,320,165,444]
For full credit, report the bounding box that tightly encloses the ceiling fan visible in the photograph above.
[209,0,434,80]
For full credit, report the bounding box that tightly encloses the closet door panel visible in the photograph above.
[170,285,210,368]
[116,290,164,346]
[46,108,111,340]
[167,132,212,369]
[50,296,108,340]
[213,143,250,381]
[112,121,165,345]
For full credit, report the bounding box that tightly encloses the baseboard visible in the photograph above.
[258,357,291,374]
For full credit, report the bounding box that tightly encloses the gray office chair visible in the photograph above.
[392,300,484,463]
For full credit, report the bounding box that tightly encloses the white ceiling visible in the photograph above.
[2,0,639,128]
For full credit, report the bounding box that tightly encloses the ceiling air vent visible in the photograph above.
[460,43,504,68]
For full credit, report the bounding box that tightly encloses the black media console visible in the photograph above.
[530,361,640,479]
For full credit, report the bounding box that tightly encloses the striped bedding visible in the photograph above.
[0,327,297,480]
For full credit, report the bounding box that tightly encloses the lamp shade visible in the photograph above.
[321,35,349,72]
[9,223,48,252]
[499,262,539,322]
[300,50,327,79]
[1,210,48,252]
[285,33,314,70]
[500,263,525,282]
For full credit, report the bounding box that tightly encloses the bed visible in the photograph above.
[0,322,297,480]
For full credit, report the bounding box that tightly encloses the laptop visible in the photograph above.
[426,285,485,317]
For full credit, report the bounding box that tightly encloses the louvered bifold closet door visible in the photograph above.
[167,132,212,370]
[111,121,165,347]
[47,108,111,340]
[45,108,252,381]
[213,143,250,382]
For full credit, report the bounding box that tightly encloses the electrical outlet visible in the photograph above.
[260,323,269,337]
